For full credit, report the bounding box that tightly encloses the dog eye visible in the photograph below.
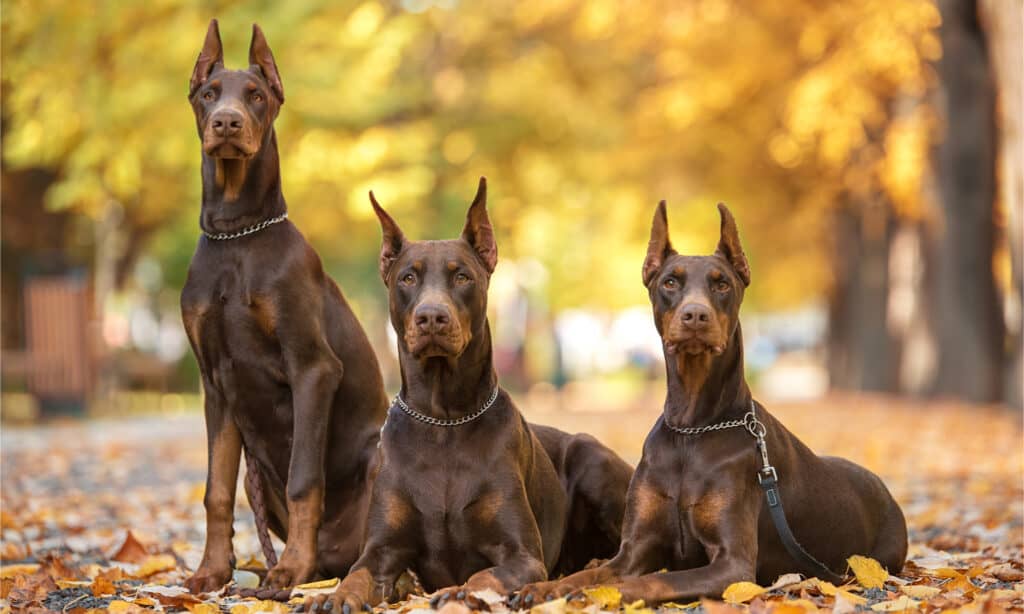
[662,278,677,290]
[202,90,215,102]
[400,273,417,286]
[454,273,471,285]
[715,281,730,292]
[251,92,263,103]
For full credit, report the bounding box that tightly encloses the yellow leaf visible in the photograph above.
[230,605,252,614]
[583,585,622,609]
[899,585,940,599]
[662,602,701,609]
[530,596,566,614]
[721,581,765,604]
[295,577,339,590]
[107,601,135,613]
[0,564,39,578]
[837,590,868,606]
[771,601,817,614]
[847,555,888,589]
[623,600,653,614]
[869,595,919,611]
[186,604,221,614]
[135,554,176,577]
[250,601,291,613]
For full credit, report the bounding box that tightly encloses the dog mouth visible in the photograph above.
[203,139,256,159]
[665,335,724,356]
[406,333,466,359]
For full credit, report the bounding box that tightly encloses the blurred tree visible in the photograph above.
[928,0,1002,403]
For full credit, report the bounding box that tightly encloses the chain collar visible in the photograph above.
[202,212,288,241]
[393,386,500,427]
[663,401,764,437]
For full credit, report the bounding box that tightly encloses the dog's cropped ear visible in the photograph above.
[249,24,284,102]
[643,200,675,287]
[715,203,751,287]
[370,191,406,282]
[190,19,224,98]
[461,177,497,273]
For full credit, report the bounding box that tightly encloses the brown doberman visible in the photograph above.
[514,202,908,606]
[181,20,388,593]
[304,178,633,613]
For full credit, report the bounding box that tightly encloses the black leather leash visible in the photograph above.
[745,408,847,585]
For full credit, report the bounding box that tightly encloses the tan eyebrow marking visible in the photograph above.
[412,260,423,270]
[672,265,686,276]
[208,79,221,88]
[447,261,458,271]
[710,270,723,280]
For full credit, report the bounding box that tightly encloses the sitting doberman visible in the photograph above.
[304,178,633,612]
[181,20,388,593]
[514,202,907,606]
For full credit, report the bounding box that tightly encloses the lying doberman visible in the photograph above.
[181,20,388,593]
[304,179,633,612]
[514,202,907,606]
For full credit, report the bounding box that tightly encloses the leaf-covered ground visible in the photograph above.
[2,395,1022,612]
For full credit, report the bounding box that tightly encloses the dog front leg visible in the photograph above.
[265,355,343,589]
[186,388,242,594]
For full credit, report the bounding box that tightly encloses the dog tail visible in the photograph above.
[244,449,279,569]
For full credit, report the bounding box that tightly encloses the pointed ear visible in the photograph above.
[460,177,497,273]
[715,203,751,287]
[190,19,224,98]
[643,200,675,287]
[249,23,284,102]
[369,191,406,282]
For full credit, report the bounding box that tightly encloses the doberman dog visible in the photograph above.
[181,20,388,593]
[514,202,907,605]
[304,179,633,613]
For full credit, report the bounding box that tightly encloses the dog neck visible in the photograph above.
[199,129,287,236]
[662,322,752,429]
[397,322,499,421]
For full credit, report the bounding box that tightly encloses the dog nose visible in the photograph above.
[414,304,452,334]
[681,303,712,330]
[211,110,244,137]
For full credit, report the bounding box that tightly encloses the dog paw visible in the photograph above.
[265,554,316,589]
[508,581,572,609]
[303,590,375,613]
[184,564,232,594]
[429,586,491,611]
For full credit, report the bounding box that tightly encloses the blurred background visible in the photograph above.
[1,0,1021,421]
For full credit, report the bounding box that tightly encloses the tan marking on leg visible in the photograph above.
[381,491,410,530]
[632,483,665,524]
[693,491,729,533]
[472,491,505,525]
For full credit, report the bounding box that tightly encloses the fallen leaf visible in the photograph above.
[869,595,920,611]
[294,577,339,590]
[623,599,654,614]
[766,573,804,591]
[771,598,818,613]
[233,569,261,589]
[583,585,622,609]
[135,554,177,577]
[899,585,940,599]
[110,531,149,564]
[700,599,743,614]
[186,604,221,614]
[832,591,859,614]
[90,575,116,596]
[529,596,566,614]
[0,564,40,578]
[848,555,888,589]
[987,563,1024,582]
[722,581,765,604]
[661,601,701,609]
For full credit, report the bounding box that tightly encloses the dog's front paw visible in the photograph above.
[508,580,573,610]
[265,549,317,589]
[303,588,374,614]
[184,563,232,595]
[429,586,491,611]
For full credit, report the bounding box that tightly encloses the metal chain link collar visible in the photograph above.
[663,401,763,437]
[393,386,500,427]
[202,212,288,241]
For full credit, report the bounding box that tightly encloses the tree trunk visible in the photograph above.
[929,0,1003,403]
[979,0,1023,409]
[828,196,902,392]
